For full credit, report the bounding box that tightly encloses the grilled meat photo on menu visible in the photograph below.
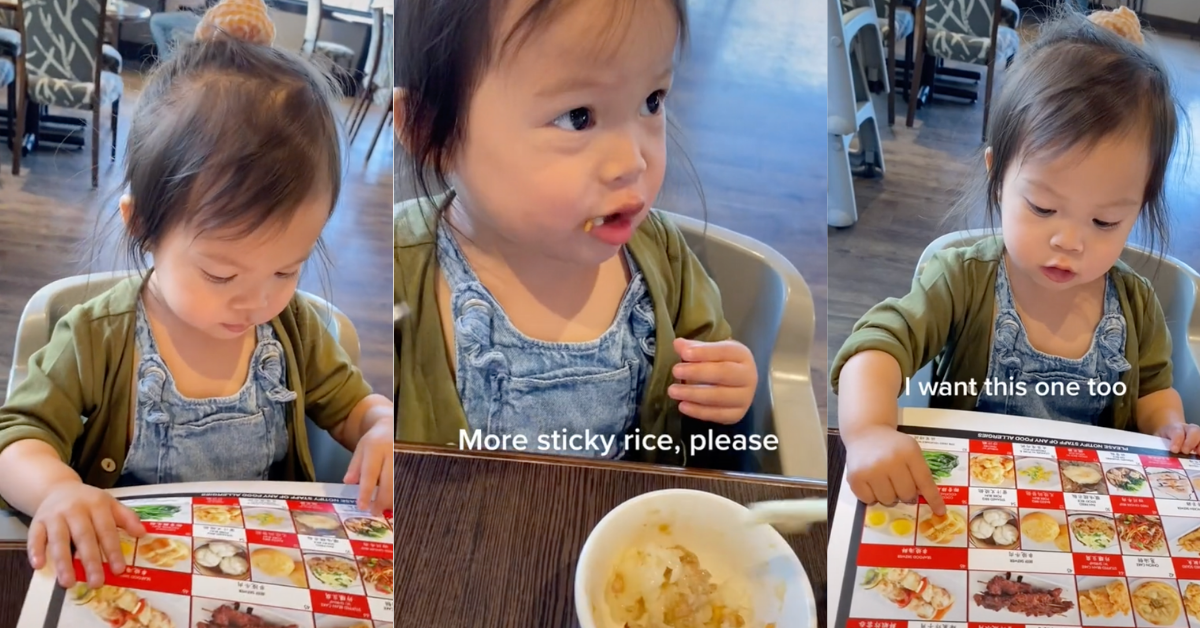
[860,568,955,621]
[196,602,296,628]
[69,584,176,628]
[973,573,1075,618]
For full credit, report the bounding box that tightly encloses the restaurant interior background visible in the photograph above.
[0,0,395,400]
[828,0,1200,429]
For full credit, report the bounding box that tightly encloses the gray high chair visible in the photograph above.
[897,230,1200,423]
[7,271,361,484]
[394,200,825,480]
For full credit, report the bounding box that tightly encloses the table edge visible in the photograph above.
[395,442,829,491]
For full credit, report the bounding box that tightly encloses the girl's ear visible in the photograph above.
[119,195,134,225]
[984,147,994,173]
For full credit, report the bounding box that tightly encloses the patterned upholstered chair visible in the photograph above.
[19,0,123,187]
[303,0,355,76]
[907,0,1021,141]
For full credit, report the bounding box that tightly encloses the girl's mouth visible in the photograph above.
[1041,265,1077,284]
[583,203,644,246]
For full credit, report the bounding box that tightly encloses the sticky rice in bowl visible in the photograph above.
[576,489,815,628]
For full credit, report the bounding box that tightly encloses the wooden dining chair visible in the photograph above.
[19,0,123,187]
[907,0,1020,141]
[346,6,390,143]
[363,97,391,164]
[303,0,355,74]
[0,1,23,175]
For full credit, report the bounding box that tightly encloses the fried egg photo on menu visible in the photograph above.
[862,503,919,546]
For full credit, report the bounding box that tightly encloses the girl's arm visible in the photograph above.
[0,440,82,515]
[1137,388,1185,434]
[837,350,904,440]
[329,394,392,449]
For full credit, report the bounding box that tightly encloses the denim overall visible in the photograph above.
[118,301,295,485]
[436,222,656,459]
[975,260,1130,425]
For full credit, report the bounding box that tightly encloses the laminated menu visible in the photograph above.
[829,408,1200,628]
[16,481,394,628]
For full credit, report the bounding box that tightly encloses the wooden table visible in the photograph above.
[395,443,830,628]
[0,510,36,627]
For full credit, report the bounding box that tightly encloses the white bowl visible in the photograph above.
[575,489,816,628]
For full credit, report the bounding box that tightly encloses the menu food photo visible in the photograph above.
[15,481,394,628]
[831,408,1200,628]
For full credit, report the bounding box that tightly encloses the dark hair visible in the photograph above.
[120,34,343,268]
[950,9,1180,255]
[395,0,692,206]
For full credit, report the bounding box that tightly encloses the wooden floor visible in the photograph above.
[395,0,831,420]
[0,71,395,401]
[829,31,1200,426]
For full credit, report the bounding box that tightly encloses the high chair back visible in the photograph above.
[899,230,1200,423]
[7,271,362,483]
[645,212,826,480]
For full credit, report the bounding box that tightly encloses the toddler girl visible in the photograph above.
[0,0,393,590]
[393,0,758,463]
[833,8,1195,515]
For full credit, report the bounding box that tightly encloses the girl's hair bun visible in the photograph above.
[194,0,276,46]
[1088,5,1144,45]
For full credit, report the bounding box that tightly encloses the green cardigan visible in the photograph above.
[0,276,373,489]
[393,197,732,466]
[830,237,1173,431]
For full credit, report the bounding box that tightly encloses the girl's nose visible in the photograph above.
[1050,227,1084,253]
[600,130,647,187]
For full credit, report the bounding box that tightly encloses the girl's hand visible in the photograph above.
[668,338,757,424]
[28,482,146,588]
[1157,422,1200,455]
[844,425,947,516]
[344,415,394,515]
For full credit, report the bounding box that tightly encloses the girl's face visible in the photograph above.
[450,0,678,265]
[995,131,1150,291]
[131,191,330,340]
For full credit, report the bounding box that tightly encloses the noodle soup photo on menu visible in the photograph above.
[848,567,967,623]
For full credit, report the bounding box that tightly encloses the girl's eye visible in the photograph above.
[1027,201,1055,216]
[551,107,593,131]
[1093,219,1119,229]
[276,271,298,279]
[203,271,234,284]
[641,90,667,116]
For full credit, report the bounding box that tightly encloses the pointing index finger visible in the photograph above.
[909,457,946,516]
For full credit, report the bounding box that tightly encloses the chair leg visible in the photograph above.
[92,105,100,189]
[111,99,119,162]
[364,101,392,164]
[349,86,376,142]
[6,80,13,160]
[982,51,996,143]
[906,3,926,128]
[12,59,23,176]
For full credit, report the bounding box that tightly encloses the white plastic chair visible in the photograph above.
[6,271,361,483]
[829,0,888,227]
[669,213,825,480]
[898,230,1200,423]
